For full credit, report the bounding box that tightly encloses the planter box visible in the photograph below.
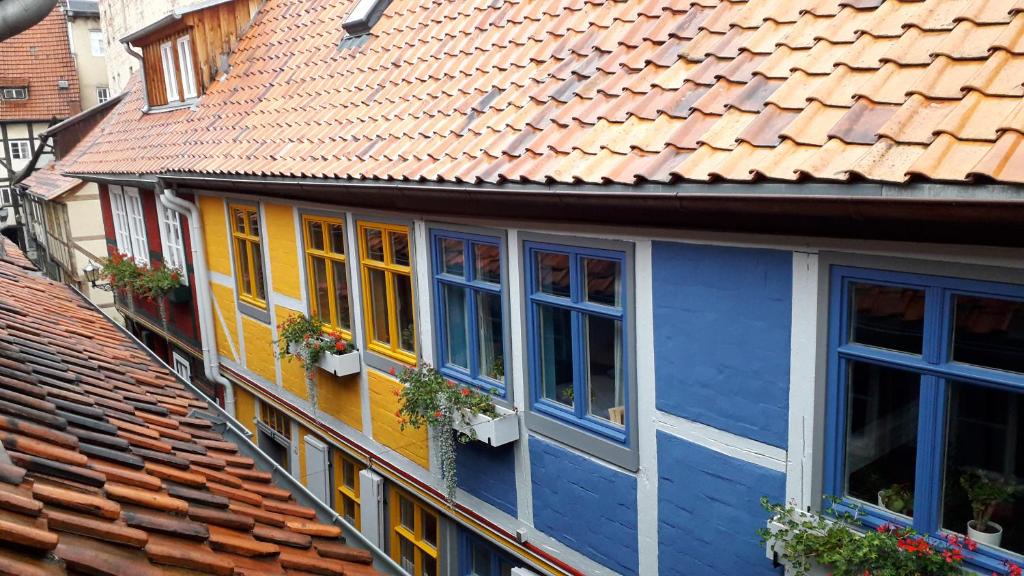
[453,404,519,447]
[167,284,191,304]
[317,350,361,378]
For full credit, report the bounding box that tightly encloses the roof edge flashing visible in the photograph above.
[341,0,392,36]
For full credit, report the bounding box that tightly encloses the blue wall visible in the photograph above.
[529,436,638,575]
[456,439,517,517]
[658,432,784,575]
[653,242,792,448]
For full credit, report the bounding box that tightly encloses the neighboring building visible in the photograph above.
[64,1,111,109]
[18,96,121,316]
[0,4,81,237]
[0,238,398,575]
[61,1,1024,576]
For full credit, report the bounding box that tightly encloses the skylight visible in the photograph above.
[342,0,391,35]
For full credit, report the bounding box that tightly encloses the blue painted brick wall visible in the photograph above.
[530,436,638,575]
[653,241,792,448]
[658,432,784,576]
[456,439,517,517]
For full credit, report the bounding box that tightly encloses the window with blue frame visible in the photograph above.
[431,230,507,397]
[525,241,628,442]
[825,266,1024,571]
[461,531,517,576]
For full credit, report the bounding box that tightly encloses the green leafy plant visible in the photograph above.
[100,252,142,293]
[961,469,1018,534]
[759,497,969,576]
[277,314,356,375]
[879,484,913,516]
[133,265,182,301]
[393,363,497,504]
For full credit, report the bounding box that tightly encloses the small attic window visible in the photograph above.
[0,87,28,100]
[342,0,392,35]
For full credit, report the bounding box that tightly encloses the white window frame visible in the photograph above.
[158,202,188,284]
[89,29,105,56]
[8,140,30,161]
[1,87,27,100]
[160,41,179,102]
[171,351,191,381]
[176,35,197,100]
[96,87,110,103]
[108,185,131,255]
[0,188,11,206]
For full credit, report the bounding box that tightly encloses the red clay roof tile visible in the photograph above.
[0,5,80,121]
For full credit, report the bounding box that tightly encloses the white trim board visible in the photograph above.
[654,410,787,473]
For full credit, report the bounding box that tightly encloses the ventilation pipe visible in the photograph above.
[0,0,58,41]
[158,181,236,418]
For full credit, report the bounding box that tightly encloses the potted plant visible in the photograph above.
[277,314,360,378]
[394,364,509,504]
[961,469,1018,547]
[760,497,970,576]
[878,483,913,516]
[134,265,184,326]
[100,252,142,312]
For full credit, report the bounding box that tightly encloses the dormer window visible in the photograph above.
[0,87,28,100]
[143,31,199,107]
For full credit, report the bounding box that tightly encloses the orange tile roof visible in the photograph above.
[0,5,81,122]
[0,245,382,575]
[20,164,83,200]
[61,0,1024,185]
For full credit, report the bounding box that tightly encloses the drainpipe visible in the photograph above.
[158,180,236,417]
[121,41,149,112]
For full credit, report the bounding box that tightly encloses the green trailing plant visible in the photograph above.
[393,363,497,504]
[100,252,142,293]
[759,497,969,576]
[879,484,913,516]
[961,469,1019,534]
[277,314,356,375]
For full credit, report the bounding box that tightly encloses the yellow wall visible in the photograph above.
[210,282,239,362]
[264,203,301,300]
[199,195,231,276]
[275,305,309,400]
[369,369,428,468]
[319,372,362,432]
[296,425,309,485]
[234,385,257,436]
[242,316,275,382]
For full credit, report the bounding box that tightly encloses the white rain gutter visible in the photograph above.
[158,181,235,417]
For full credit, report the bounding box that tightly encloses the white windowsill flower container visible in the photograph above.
[453,404,519,447]
[287,341,362,378]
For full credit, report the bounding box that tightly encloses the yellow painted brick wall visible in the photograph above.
[199,195,231,277]
[369,369,428,469]
[264,202,301,300]
[275,305,309,400]
[210,282,239,362]
[319,372,362,432]
[242,316,276,382]
[234,385,257,436]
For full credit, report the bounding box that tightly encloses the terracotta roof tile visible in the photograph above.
[59,0,1024,185]
[0,244,385,575]
[0,5,80,121]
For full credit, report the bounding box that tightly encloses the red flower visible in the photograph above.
[877,523,892,534]
[447,381,456,389]
[965,537,977,551]
[460,388,471,397]
[434,410,442,418]
[395,410,401,417]
[1008,562,1023,576]
[335,341,346,352]
[389,367,396,376]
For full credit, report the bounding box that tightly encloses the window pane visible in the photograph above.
[236,239,252,293]
[942,381,1024,553]
[329,223,345,255]
[537,304,573,407]
[535,252,570,297]
[586,315,623,426]
[332,261,350,330]
[399,497,414,530]
[471,543,492,576]
[343,497,356,523]
[234,209,246,233]
[398,536,414,573]
[248,211,260,238]
[391,231,410,266]
[422,556,437,576]
[311,256,331,324]
[395,273,416,353]
[307,220,325,251]
[368,268,390,343]
[583,257,620,307]
[474,243,500,284]
[844,361,919,516]
[953,295,1024,374]
[443,284,469,369]
[364,228,384,261]
[422,512,437,548]
[252,243,267,301]
[342,460,355,489]
[440,238,464,276]
[849,282,925,354]
[477,291,504,383]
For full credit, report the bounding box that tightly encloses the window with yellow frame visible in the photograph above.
[333,450,362,529]
[303,215,351,335]
[358,222,416,363]
[390,488,439,576]
[230,204,267,308]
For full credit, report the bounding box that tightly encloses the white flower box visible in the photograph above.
[453,404,519,447]
[317,350,361,377]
